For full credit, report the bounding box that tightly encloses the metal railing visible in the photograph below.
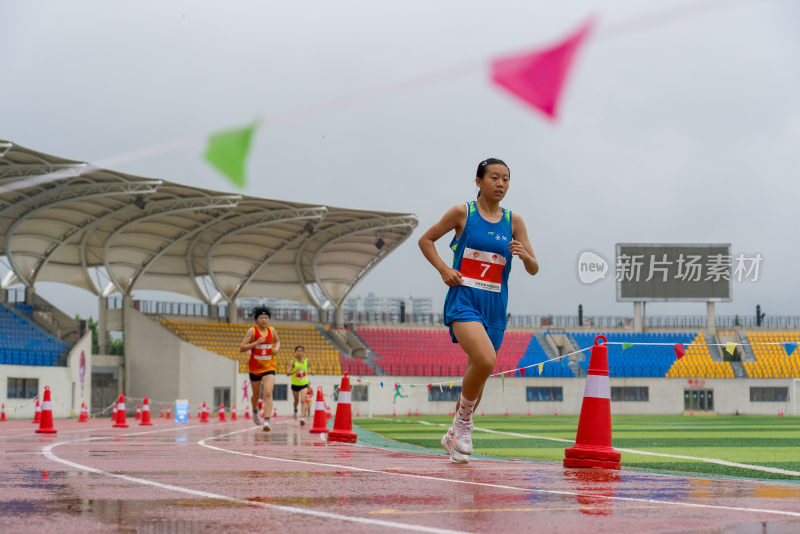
[103,297,800,329]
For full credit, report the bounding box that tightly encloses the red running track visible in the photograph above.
[2,417,800,533]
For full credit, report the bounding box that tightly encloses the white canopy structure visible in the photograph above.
[0,140,418,313]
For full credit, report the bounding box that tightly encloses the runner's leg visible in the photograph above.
[250,380,261,414]
[262,374,275,419]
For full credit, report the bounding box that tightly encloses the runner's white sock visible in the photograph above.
[455,394,476,421]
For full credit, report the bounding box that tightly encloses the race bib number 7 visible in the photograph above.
[460,247,505,292]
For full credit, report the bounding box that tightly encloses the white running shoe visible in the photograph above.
[262,419,271,432]
[441,427,469,464]
[452,417,474,456]
[252,411,261,426]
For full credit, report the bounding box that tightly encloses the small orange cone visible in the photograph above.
[111,403,117,425]
[32,398,41,424]
[135,404,142,420]
[328,373,357,443]
[78,402,89,422]
[310,386,329,434]
[140,397,153,426]
[505,409,509,417]
[392,409,396,417]
[564,335,620,470]
[113,394,129,428]
[1,403,6,422]
[415,409,419,417]
[218,403,226,421]
[356,409,360,417]
[231,405,237,421]
[200,402,209,423]
[159,405,164,418]
[408,409,412,417]
[244,407,251,419]
[166,405,172,419]
[273,407,277,418]
[36,386,57,434]
[480,410,485,417]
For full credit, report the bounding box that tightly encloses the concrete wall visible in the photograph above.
[0,330,92,419]
[261,375,797,418]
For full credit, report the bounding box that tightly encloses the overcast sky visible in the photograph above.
[2,0,799,322]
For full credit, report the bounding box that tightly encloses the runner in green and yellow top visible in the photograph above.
[287,345,310,425]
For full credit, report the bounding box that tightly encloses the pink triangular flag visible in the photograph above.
[491,18,595,120]
[519,368,526,377]
[674,343,685,360]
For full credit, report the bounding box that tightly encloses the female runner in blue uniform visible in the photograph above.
[418,158,539,463]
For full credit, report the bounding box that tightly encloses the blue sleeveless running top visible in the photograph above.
[443,201,513,330]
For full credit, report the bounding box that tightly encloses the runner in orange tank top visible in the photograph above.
[240,306,281,431]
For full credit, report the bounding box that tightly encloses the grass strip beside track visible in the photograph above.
[354,415,800,481]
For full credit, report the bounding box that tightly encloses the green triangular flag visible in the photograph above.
[501,372,505,392]
[622,342,633,350]
[204,121,258,188]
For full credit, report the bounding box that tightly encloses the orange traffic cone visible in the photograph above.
[218,403,226,421]
[135,404,142,420]
[415,409,419,417]
[408,409,412,417]
[244,407,251,419]
[310,386,329,434]
[273,407,277,418]
[36,386,57,434]
[231,405,237,421]
[140,397,153,426]
[564,335,620,470]
[32,398,41,424]
[505,409,509,417]
[1,403,6,422]
[328,373,357,443]
[392,409,396,417]
[78,402,89,422]
[527,408,531,416]
[166,405,172,419]
[111,403,117,425]
[480,410,485,417]
[200,402,209,423]
[159,405,164,418]
[113,394,129,428]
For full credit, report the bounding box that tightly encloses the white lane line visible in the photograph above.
[41,425,468,534]
[199,428,800,520]
[408,419,800,477]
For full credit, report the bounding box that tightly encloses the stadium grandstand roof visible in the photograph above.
[0,140,418,309]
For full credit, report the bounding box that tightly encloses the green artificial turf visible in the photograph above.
[353,415,800,481]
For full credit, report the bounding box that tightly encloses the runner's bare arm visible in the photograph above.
[239,327,260,353]
[271,327,280,354]
[510,212,539,276]
[418,203,468,287]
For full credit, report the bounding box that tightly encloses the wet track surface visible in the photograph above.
[2,418,800,533]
